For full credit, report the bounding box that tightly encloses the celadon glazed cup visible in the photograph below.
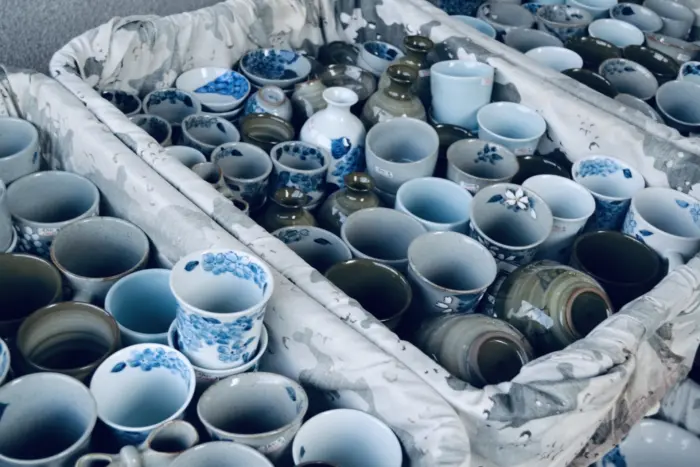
[7,171,100,257]
[476,102,547,156]
[622,187,700,271]
[170,249,274,370]
[197,372,308,462]
[0,372,97,466]
[469,183,554,272]
[395,177,473,233]
[446,139,520,194]
[408,231,498,315]
[0,117,41,184]
[90,343,196,446]
[430,60,494,130]
[212,142,273,211]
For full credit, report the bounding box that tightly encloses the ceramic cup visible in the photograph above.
[191,162,224,187]
[522,174,596,262]
[130,114,173,146]
[292,409,402,467]
[571,230,663,310]
[476,102,547,156]
[478,3,536,36]
[7,171,100,257]
[197,372,308,461]
[0,117,40,184]
[525,46,584,71]
[175,67,251,112]
[325,259,412,330]
[610,3,664,33]
[143,89,202,125]
[181,114,240,158]
[212,142,273,211]
[451,15,498,38]
[167,321,268,392]
[273,226,352,274]
[504,27,564,53]
[469,183,554,272]
[598,58,659,101]
[243,85,293,122]
[269,141,330,208]
[572,155,645,230]
[90,343,196,445]
[341,207,427,271]
[170,442,273,467]
[395,177,473,233]
[615,93,663,122]
[565,36,622,71]
[622,187,700,271]
[566,0,617,19]
[430,60,494,130]
[105,269,178,346]
[643,0,694,39]
[655,80,700,134]
[588,19,646,47]
[0,253,63,338]
[408,231,498,315]
[16,301,121,382]
[0,373,97,466]
[170,249,273,370]
[165,145,207,169]
[100,89,143,117]
[563,68,617,97]
[365,117,439,194]
[536,4,593,41]
[240,113,296,154]
[50,216,150,305]
[358,41,404,76]
[446,139,520,194]
[0,180,14,253]
[679,61,700,84]
[0,339,9,387]
[644,32,700,62]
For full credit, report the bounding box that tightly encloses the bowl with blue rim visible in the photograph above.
[175,67,251,113]
[239,48,312,89]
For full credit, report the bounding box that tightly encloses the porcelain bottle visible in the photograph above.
[262,187,317,232]
[378,35,434,107]
[317,172,382,235]
[300,87,366,188]
[362,64,427,129]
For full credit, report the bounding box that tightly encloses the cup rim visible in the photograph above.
[100,89,143,116]
[522,174,596,222]
[655,80,700,125]
[476,103,547,143]
[197,371,308,440]
[0,117,39,163]
[269,141,330,175]
[679,60,700,80]
[272,225,353,257]
[130,114,173,145]
[395,177,473,227]
[366,118,439,167]
[571,155,645,201]
[181,114,240,150]
[630,187,700,241]
[143,88,202,115]
[446,139,520,183]
[211,142,274,184]
[429,60,494,80]
[537,4,592,26]
[0,372,97,464]
[6,171,101,227]
[0,253,63,324]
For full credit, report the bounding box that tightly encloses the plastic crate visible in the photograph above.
[49,1,700,465]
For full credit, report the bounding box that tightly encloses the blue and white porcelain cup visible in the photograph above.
[522,174,596,262]
[273,226,352,274]
[269,141,330,208]
[572,155,645,230]
[243,85,293,122]
[643,0,694,39]
[358,41,404,76]
[212,142,273,211]
[430,60,494,131]
[0,117,40,184]
[678,61,700,84]
[610,3,664,33]
[476,102,547,156]
[181,114,241,158]
[105,269,179,346]
[395,177,473,233]
[588,19,645,47]
[170,249,274,370]
[175,67,251,113]
[566,0,617,20]
[100,89,142,117]
[446,139,520,194]
[655,80,700,134]
[408,231,498,315]
[0,373,97,466]
[622,187,700,271]
[143,89,202,144]
[90,343,195,446]
[130,114,173,146]
[469,183,554,272]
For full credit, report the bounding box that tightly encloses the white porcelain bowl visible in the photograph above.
[176,67,250,113]
[239,49,312,89]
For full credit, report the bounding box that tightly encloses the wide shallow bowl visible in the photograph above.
[175,67,250,112]
[240,49,312,89]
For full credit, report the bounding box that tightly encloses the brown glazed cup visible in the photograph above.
[0,253,63,339]
[16,301,121,382]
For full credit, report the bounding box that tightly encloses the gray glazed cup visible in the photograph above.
[212,142,274,211]
[0,372,97,466]
[0,180,14,252]
[446,139,520,194]
[0,117,41,184]
[365,117,439,194]
[50,216,150,305]
[6,171,100,257]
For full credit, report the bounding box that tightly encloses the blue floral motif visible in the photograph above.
[475,144,504,165]
[675,198,700,224]
[275,228,310,244]
[184,251,270,292]
[487,187,538,220]
[682,63,700,77]
[575,158,631,178]
[593,199,630,230]
[601,445,627,467]
[363,42,399,61]
[275,170,325,195]
[101,90,140,115]
[244,94,266,116]
[601,60,638,76]
[437,0,482,16]
[611,4,635,16]
[242,49,301,80]
[146,89,194,108]
[622,209,654,243]
[177,308,263,364]
[194,71,250,99]
[469,226,537,266]
[110,347,191,388]
[329,141,365,187]
[523,3,543,14]
[330,137,352,160]
[434,293,484,314]
[275,143,325,165]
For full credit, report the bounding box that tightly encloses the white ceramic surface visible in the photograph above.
[655,80,700,134]
[395,177,473,232]
[476,102,547,156]
[610,3,664,33]
[430,60,494,130]
[0,117,40,185]
[589,19,646,47]
[525,46,583,71]
[243,85,293,122]
[175,67,250,112]
[599,58,659,101]
[359,41,404,76]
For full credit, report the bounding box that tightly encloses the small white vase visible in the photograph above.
[300,87,366,188]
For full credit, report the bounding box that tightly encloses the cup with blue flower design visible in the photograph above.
[476,102,547,156]
[408,231,498,315]
[90,343,196,446]
[572,155,645,230]
[358,41,404,76]
[273,226,352,274]
[212,142,273,211]
[270,141,330,209]
[446,139,520,194]
[243,85,293,122]
[170,249,274,370]
[181,114,241,158]
[175,67,251,113]
[622,187,700,271]
[469,183,554,272]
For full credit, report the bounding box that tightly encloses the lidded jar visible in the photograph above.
[378,35,435,107]
[362,64,427,128]
[491,260,613,354]
[262,187,317,232]
[317,172,382,235]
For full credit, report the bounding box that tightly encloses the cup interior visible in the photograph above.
[132,115,171,144]
[574,157,643,199]
[367,120,438,164]
[573,232,660,283]
[52,218,149,279]
[184,116,239,148]
[397,178,471,225]
[214,143,272,180]
[0,254,62,322]
[342,209,426,262]
[7,172,99,224]
[0,119,37,159]
[272,142,327,171]
[192,163,222,184]
[478,103,546,141]
[646,0,691,20]
[448,140,519,180]
[0,374,94,461]
[144,90,199,124]
[107,270,178,335]
[523,175,594,219]
[275,227,351,274]
[476,336,527,384]
[656,81,700,125]
[634,189,700,238]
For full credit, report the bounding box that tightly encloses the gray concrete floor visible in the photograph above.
[0,0,222,72]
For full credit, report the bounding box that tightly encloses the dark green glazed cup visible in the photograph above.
[562,68,617,98]
[623,45,680,85]
[510,155,571,185]
[565,36,622,72]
